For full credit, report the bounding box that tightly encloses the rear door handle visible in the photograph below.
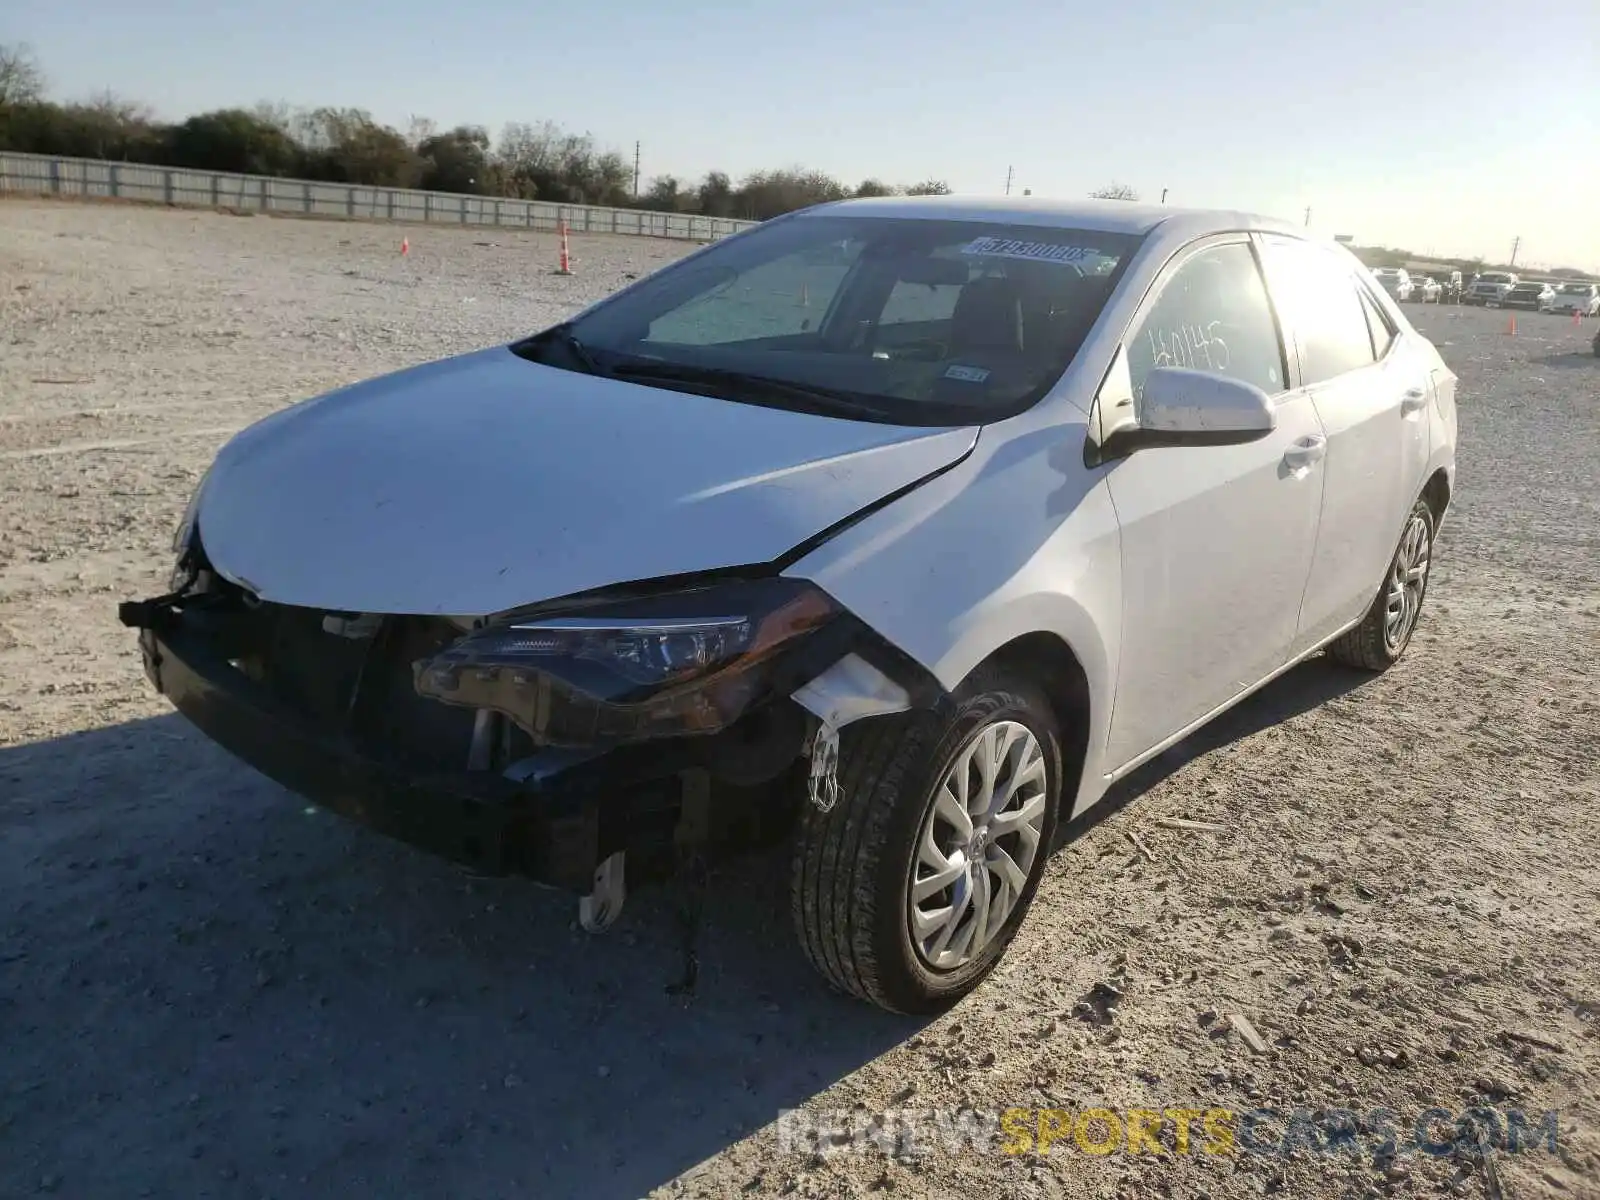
[1283,434,1327,470]
[1401,386,1428,415]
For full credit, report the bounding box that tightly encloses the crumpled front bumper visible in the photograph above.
[122,584,945,893]
[130,616,672,892]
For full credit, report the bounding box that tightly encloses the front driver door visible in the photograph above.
[1099,236,1327,772]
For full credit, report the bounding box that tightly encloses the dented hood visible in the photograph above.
[195,347,977,615]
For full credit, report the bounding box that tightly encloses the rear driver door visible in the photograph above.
[1257,236,1433,651]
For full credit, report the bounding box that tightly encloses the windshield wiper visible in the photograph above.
[513,323,605,376]
[607,361,891,420]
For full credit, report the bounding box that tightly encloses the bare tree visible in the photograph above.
[405,115,437,149]
[84,88,154,126]
[250,100,295,133]
[1089,182,1140,201]
[0,41,46,106]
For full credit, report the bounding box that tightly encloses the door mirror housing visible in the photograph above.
[1089,366,1277,465]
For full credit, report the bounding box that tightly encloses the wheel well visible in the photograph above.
[1422,469,1451,525]
[979,633,1091,821]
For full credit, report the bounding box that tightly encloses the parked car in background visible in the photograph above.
[1408,274,1443,304]
[118,196,1458,1013]
[1502,281,1556,312]
[1465,271,1518,306]
[1549,281,1600,316]
[1372,267,1414,302]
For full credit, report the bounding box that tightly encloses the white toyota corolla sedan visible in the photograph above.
[122,196,1457,1013]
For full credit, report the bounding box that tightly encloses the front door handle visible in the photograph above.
[1283,434,1327,471]
[1401,386,1428,415]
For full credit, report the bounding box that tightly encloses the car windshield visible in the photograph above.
[520,214,1141,425]
[1559,283,1593,293]
[1480,273,1513,283]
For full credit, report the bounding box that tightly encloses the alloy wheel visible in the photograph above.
[908,720,1049,971]
[1383,513,1432,652]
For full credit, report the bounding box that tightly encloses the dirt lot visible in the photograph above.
[2,198,1597,1200]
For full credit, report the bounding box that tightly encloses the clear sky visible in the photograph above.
[10,0,1599,269]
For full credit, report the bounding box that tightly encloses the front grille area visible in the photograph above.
[234,599,496,773]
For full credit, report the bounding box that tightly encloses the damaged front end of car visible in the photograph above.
[118,530,943,930]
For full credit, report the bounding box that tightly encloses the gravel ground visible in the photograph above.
[2,198,1597,1200]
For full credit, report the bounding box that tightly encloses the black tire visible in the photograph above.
[789,665,1062,1014]
[1327,496,1436,672]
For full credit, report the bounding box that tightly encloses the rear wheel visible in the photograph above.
[789,667,1061,1013]
[1327,497,1435,672]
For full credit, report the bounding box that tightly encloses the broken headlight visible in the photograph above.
[412,578,840,747]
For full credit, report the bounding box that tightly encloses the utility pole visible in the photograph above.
[1160,187,1168,204]
[1304,206,1311,228]
[633,141,641,198]
[1004,165,1014,196]
[1509,236,1521,267]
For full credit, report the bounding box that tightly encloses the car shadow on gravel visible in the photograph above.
[1056,654,1370,844]
[0,657,1368,1197]
[0,715,916,1199]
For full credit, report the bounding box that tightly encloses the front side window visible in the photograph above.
[1259,236,1378,385]
[1125,241,1286,401]
[523,215,1141,425]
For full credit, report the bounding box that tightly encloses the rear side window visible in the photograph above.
[877,250,973,327]
[1358,288,1396,359]
[1260,236,1378,385]
[1125,241,1286,401]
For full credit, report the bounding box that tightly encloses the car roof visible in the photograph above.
[795,194,1306,240]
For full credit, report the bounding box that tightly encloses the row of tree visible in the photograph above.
[0,43,951,221]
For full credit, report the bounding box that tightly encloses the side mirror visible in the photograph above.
[1091,366,1276,464]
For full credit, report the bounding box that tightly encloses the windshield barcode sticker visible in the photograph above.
[961,237,1096,264]
[944,364,991,383]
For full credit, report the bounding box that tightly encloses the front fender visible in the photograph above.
[782,415,1123,817]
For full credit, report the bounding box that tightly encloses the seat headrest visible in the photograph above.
[950,276,1025,354]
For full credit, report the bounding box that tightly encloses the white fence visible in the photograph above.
[0,151,759,242]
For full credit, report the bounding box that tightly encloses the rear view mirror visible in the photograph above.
[1092,367,1275,463]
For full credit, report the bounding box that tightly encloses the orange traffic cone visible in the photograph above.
[556,221,573,275]
[1506,314,1516,336]
[1574,308,1583,327]
[400,236,409,256]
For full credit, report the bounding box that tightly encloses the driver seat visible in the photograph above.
[948,276,1025,356]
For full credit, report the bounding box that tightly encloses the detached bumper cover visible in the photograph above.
[133,619,621,891]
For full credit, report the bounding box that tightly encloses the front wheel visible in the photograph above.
[1327,497,1436,671]
[789,667,1061,1013]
